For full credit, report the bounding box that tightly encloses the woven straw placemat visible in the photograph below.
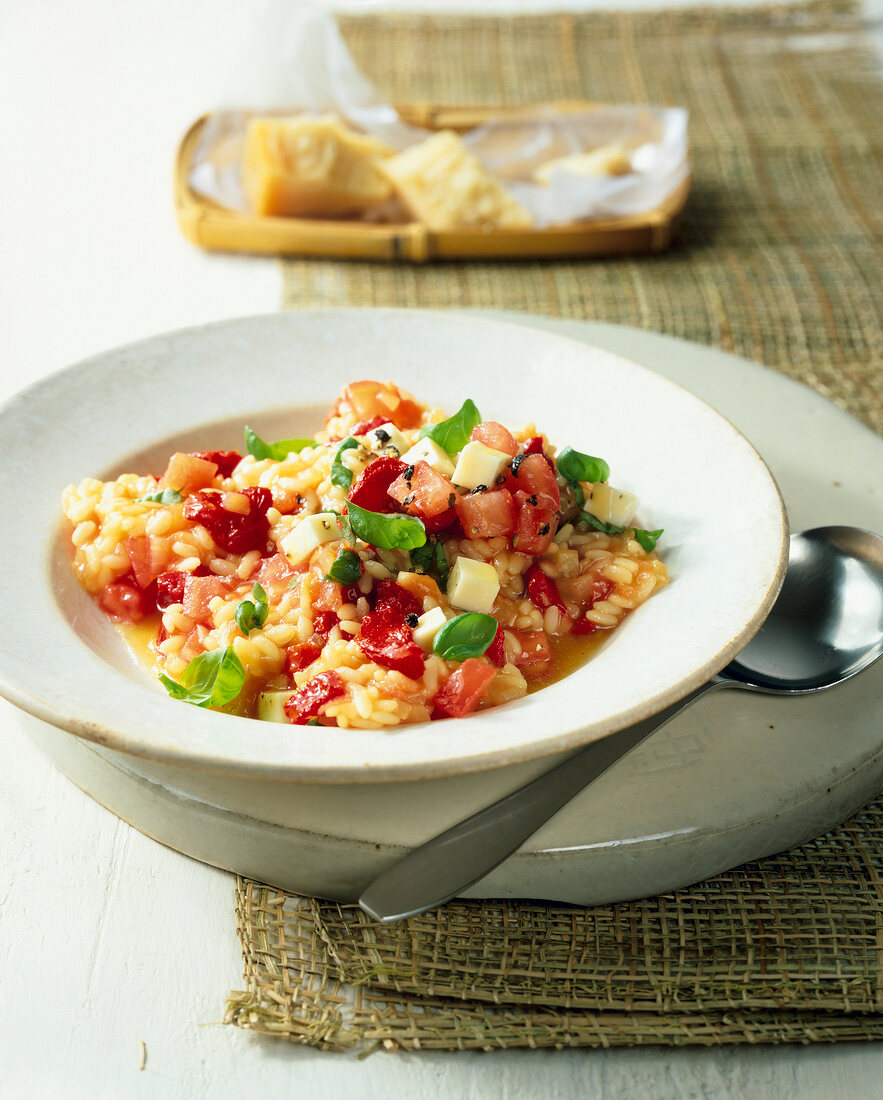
[229,0,883,1051]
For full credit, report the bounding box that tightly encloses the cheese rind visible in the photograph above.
[447,556,500,615]
[381,130,532,231]
[242,115,393,218]
[280,513,341,566]
[451,441,511,491]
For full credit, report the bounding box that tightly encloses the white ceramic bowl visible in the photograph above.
[0,310,787,784]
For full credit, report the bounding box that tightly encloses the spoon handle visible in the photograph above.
[359,680,724,923]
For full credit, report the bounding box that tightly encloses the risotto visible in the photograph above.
[62,381,668,728]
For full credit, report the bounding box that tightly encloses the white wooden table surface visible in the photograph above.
[2,2,881,1096]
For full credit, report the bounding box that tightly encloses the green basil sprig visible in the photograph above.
[331,437,360,491]
[434,541,450,592]
[244,426,314,462]
[419,398,481,454]
[159,647,246,708]
[138,488,183,505]
[346,501,426,551]
[326,547,362,586]
[234,583,269,634]
[410,539,450,592]
[557,446,610,487]
[433,613,498,661]
[579,510,663,552]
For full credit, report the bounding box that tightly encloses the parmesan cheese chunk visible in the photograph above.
[412,606,448,651]
[366,422,411,457]
[242,115,393,218]
[279,513,340,566]
[400,437,456,478]
[381,130,532,231]
[584,482,640,528]
[447,556,500,615]
[533,145,633,185]
[257,690,293,724]
[451,441,510,491]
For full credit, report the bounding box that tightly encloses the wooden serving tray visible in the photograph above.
[173,104,690,263]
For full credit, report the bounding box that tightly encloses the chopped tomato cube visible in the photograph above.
[347,456,406,513]
[470,421,518,457]
[254,552,298,590]
[125,535,170,589]
[525,566,568,615]
[161,452,218,492]
[329,381,423,431]
[505,453,560,510]
[357,605,426,680]
[486,622,506,667]
[422,507,458,535]
[155,571,187,609]
[455,487,516,539]
[286,641,323,675]
[182,574,232,623]
[557,573,614,614]
[311,611,339,637]
[373,578,422,618]
[190,450,242,478]
[284,671,346,724]
[522,436,545,456]
[183,486,271,554]
[509,630,555,679]
[432,659,497,718]
[388,461,457,519]
[511,491,558,556]
[98,575,154,622]
[349,416,387,436]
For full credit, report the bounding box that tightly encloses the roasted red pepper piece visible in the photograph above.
[155,571,187,609]
[284,671,346,724]
[525,565,568,615]
[522,436,545,456]
[286,641,324,675]
[357,604,426,680]
[373,578,422,619]
[98,574,154,622]
[486,622,506,667]
[183,486,271,554]
[347,456,406,513]
[432,659,497,718]
[190,450,242,478]
[570,617,597,635]
[311,610,340,637]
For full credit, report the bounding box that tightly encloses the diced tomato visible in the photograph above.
[311,577,344,613]
[373,578,422,619]
[182,574,232,623]
[432,659,497,718]
[486,622,506,667]
[349,416,387,436]
[311,611,339,637]
[470,421,518,457]
[455,487,516,539]
[347,456,406,513]
[98,575,154,622]
[558,573,614,614]
[510,630,555,679]
[284,671,346,724]
[155,571,187,609]
[254,552,298,590]
[505,453,560,510]
[357,605,426,680]
[523,436,545,456]
[286,642,323,675]
[511,491,558,556]
[183,486,272,554]
[571,617,598,636]
[329,381,424,431]
[525,566,568,615]
[125,535,170,589]
[190,450,242,478]
[341,584,361,606]
[388,461,457,519]
[161,452,218,492]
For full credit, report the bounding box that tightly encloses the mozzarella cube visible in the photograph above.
[257,690,293,723]
[447,556,500,614]
[451,441,510,490]
[400,437,456,478]
[279,512,340,566]
[366,422,411,457]
[584,482,640,528]
[412,606,448,651]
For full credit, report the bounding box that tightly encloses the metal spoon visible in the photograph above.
[359,526,883,923]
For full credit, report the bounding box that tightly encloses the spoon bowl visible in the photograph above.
[360,526,883,923]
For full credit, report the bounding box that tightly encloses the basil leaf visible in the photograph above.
[244,426,314,462]
[579,511,626,536]
[326,547,362,585]
[634,528,664,552]
[433,612,498,661]
[418,398,481,454]
[435,541,450,592]
[138,488,183,505]
[234,582,269,634]
[331,437,360,491]
[159,647,245,708]
[557,446,610,486]
[346,500,427,551]
[410,542,435,574]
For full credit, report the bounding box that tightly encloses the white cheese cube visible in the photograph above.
[400,437,456,478]
[366,422,411,457]
[412,606,448,651]
[447,556,500,614]
[279,512,340,566]
[257,690,293,723]
[584,482,640,528]
[451,441,511,491]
